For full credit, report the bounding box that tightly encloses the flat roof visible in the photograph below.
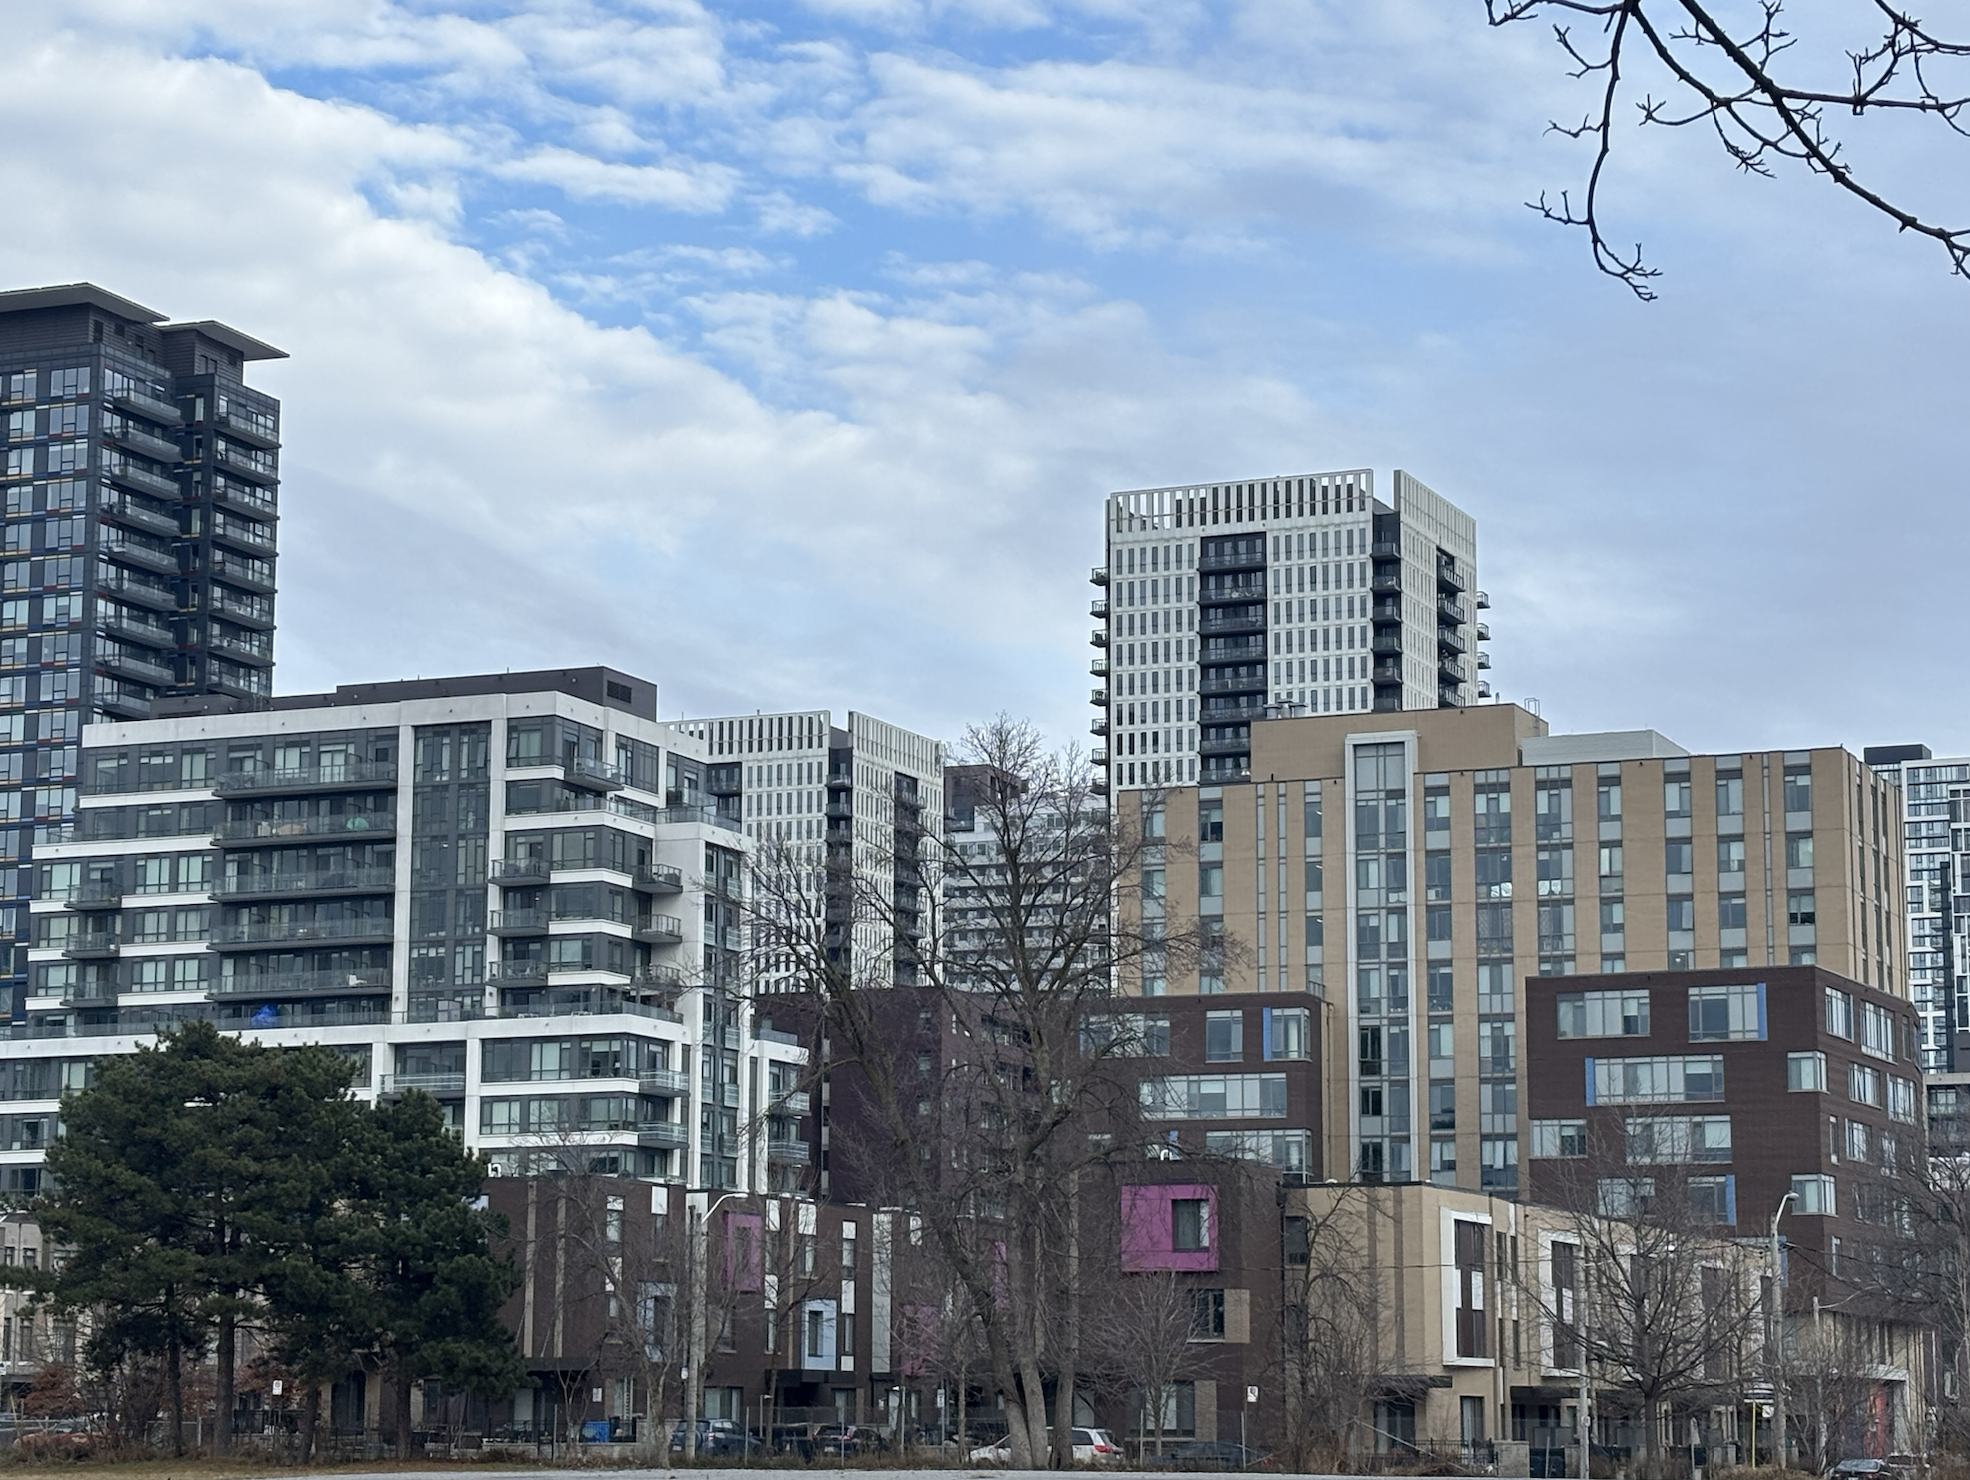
[0,282,165,322]
[159,319,287,361]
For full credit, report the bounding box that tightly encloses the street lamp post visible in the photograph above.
[683,1188,747,1461]
[1768,1191,1797,1468]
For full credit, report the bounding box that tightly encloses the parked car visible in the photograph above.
[814,1423,887,1456]
[968,1427,1125,1465]
[669,1418,756,1456]
[1829,1461,1913,1480]
[1149,1439,1274,1471]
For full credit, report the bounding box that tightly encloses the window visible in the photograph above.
[1189,1289,1225,1339]
[1666,896,1695,931]
[1597,1177,1655,1217]
[1530,1119,1587,1158]
[1452,1220,1488,1358]
[1664,779,1692,818]
[1557,990,1649,1038]
[1718,837,1746,875]
[1204,1011,1243,1062]
[1888,1075,1917,1124]
[1624,1115,1731,1163]
[1787,833,1814,870]
[1849,1063,1882,1107]
[1687,1175,1736,1224]
[1788,1052,1827,1092]
[1263,1007,1309,1060]
[1791,1174,1835,1215]
[1788,891,1816,927]
[1198,801,1224,842]
[1162,1198,1213,1258]
[1586,1055,1724,1104]
[1845,1119,1870,1162]
[1858,1002,1894,1060]
[1824,988,1854,1040]
[1717,894,1747,930]
[1141,1074,1287,1119]
[1597,781,1621,822]
[1716,775,1744,818]
[1198,865,1223,898]
[1688,983,1764,1042]
[1783,770,1812,814]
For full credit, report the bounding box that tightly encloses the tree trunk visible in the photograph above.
[167,1324,185,1457]
[1051,1172,1080,1470]
[299,1382,318,1461]
[214,1311,235,1454]
[1018,1353,1050,1465]
[394,1370,414,1459]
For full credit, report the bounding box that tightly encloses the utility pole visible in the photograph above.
[1577,1256,1590,1480]
[1769,1192,1797,1469]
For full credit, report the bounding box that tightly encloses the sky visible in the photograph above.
[3,0,1967,760]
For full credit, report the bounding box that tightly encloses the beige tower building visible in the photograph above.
[1117,703,1906,1192]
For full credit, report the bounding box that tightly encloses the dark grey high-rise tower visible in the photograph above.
[0,282,284,1002]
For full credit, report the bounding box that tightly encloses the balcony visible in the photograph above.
[101,494,181,539]
[566,756,626,792]
[213,760,397,797]
[1372,598,1402,625]
[1371,570,1402,595]
[106,421,183,464]
[1373,659,1402,683]
[380,1072,466,1099]
[210,967,393,998]
[98,567,177,610]
[640,1067,691,1096]
[1199,734,1251,758]
[1090,627,1108,648]
[210,588,274,628]
[637,1121,690,1148]
[1199,582,1265,608]
[1436,557,1466,594]
[488,909,550,937]
[211,916,395,951]
[1090,657,1108,678]
[211,631,274,667]
[100,650,175,687]
[635,914,685,945]
[1437,626,1467,656]
[1476,650,1491,670]
[1198,548,1264,573]
[99,605,174,647]
[1090,688,1107,707]
[1091,597,1109,618]
[1090,566,1108,586]
[215,866,396,902]
[1475,589,1491,610]
[209,551,275,593]
[636,864,684,893]
[111,386,183,425]
[215,443,278,485]
[1090,716,1108,737]
[772,1088,812,1118]
[97,686,154,720]
[211,515,275,554]
[493,986,684,1022]
[62,933,120,960]
[59,881,123,910]
[1477,680,1494,700]
[766,1138,812,1165]
[217,814,396,846]
[1091,777,1109,795]
[1476,621,1490,642]
[1371,631,1403,656]
[1439,655,1466,685]
[658,804,740,833]
[1371,539,1401,558]
[100,533,179,576]
[104,456,180,500]
[1199,672,1265,696]
[1439,594,1467,624]
[1091,747,1110,767]
[825,797,853,823]
[1199,609,1264,636]
[491,856,552,886]
[212,479,277,520]
[215,406,279,449]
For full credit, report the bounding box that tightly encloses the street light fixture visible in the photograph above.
[1768,1190,1797,1467]
[682,1187,748,1461]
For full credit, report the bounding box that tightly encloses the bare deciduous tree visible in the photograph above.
[1485,0,1970,296]
[744,718,1195,1468]
[1085,1267,1203,1459]
[1274,1187,1384,1472]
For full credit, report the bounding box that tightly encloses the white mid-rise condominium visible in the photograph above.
[1095,468,1487,791]
[8,668,809,1200]
[1866,743,1966,1071]
[678,711,944,990]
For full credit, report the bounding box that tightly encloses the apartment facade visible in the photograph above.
[678,711,944,989]
[1116,705,1906,1194]
[1,283,284,1021]
[1094,468,1486,792]
[3,668,807,1197]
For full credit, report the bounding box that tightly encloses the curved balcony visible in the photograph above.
[1090,566,1109,586]
[1475,589,1491,610]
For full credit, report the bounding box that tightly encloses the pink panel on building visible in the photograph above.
[1119,1183,1219,1272]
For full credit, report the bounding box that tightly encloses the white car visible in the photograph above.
[969,1428,1124,1465]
